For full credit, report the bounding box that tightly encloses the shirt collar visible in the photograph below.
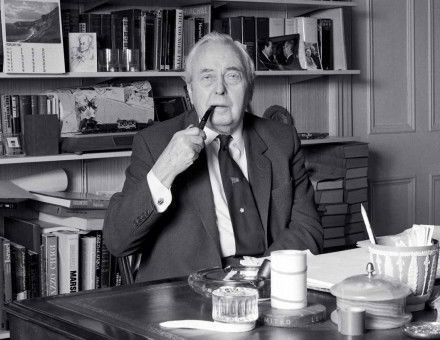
[204,121,244,148]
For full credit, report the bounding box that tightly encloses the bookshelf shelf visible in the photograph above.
[66,0,356,10]
[0,151,132,165]
[0,137,358,165]
[0,70,359,79]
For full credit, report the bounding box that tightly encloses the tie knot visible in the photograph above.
[218,135,232,151]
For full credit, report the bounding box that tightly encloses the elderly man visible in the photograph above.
[103,32,322,282]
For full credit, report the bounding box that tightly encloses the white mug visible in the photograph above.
[271,250,307,310]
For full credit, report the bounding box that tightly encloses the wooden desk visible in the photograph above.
[4,278,431,340]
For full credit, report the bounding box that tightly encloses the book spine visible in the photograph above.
[94,231,102,289]
[56,232,79,294]
[100,14,112,50]
[154,9,162,71]
[194,18,204,42]
[318,18,333,70]
[3,241,12,305]
[80,235,96,291]
[140,12,146,71]
[39,242,46,297]
[26,250,40,299]
[144,12,156,71]
[241,17,256,67]
[122,16,129,50]
[173,9,184,71]
[1,95,12,134]
[10,243,27,301]
[100,243,110,288]
[38,95,48,115]
[0,238,5,329]
[43,234,58,296]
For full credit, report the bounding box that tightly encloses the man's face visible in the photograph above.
[79,37,89,52]
[188,41,250,135]
[283,42,291,57]
[264,41,273,56]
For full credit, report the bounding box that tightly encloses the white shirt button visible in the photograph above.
[239,208,245,213]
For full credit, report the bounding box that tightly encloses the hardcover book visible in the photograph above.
[41,233,58,297]
[30,191,110,210]
[38,212,104,230]
[80,234,96,291]
[53,230,79,294]
[309,7,347,70]
[1,0,65,73]
[30,201,106,219]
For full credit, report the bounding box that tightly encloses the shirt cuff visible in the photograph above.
[147,170,172,213]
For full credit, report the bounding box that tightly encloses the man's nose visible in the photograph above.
[215,76,225,95]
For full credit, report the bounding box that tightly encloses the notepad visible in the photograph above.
[306,247,370,292]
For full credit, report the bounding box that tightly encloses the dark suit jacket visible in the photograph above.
[285,54,303,70]
[103,110,323,282]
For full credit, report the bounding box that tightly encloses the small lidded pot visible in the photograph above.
[330,263,412,330]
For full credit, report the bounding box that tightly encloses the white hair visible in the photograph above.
[184,32,255,99]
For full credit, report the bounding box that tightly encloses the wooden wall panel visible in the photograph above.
[84,158,130,194]
[430,174,440,225]
[290,77,328,133]
[370,177,416,236]
[431,0,440,131]
[369,0,415,134]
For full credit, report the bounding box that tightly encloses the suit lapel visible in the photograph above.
[244,118,272,243]
[184,111,221,256]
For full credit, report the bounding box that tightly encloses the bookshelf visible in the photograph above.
[0,0,360,202]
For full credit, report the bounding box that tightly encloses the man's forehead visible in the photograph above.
[195,41,244,70]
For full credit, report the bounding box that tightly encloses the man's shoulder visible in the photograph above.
[246,113,297,145]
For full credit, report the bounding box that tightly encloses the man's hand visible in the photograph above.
[151,125,206,188]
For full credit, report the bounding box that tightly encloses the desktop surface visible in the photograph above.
[5,277,434,339]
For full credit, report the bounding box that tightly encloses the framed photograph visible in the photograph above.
[69,32,97,73]
[257,34,304,71]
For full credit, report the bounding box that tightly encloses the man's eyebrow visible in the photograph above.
[199,68,214,73]
[225,66,243,72]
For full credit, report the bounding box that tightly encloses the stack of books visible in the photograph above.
[0,191,121,329]
[310,174,347,249]
[304,142,369,251]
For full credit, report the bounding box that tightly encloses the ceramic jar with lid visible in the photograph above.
[330,262,412,329]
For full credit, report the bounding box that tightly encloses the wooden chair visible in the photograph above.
[118,254,141,285]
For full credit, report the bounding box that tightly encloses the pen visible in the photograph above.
[198,106,214,130]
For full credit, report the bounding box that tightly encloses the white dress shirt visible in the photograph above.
[147,122,247,257]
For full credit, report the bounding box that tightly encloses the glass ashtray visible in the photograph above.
[188,266,270,300]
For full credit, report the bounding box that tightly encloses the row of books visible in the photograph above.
[0,218,122,330]
[0,94,60,157]
[60,5,346,73]
[61,4,211,72]
[305,142,369,251]
[215,9,346,72]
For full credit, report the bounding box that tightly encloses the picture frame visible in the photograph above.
[257,34,303,71]
[69,32,97,73]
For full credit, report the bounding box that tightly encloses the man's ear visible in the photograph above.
[187,84,194,105]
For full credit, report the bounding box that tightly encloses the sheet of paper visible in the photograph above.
[306,247,370,292]
[11,169,68,192]
[0,180,35,201]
